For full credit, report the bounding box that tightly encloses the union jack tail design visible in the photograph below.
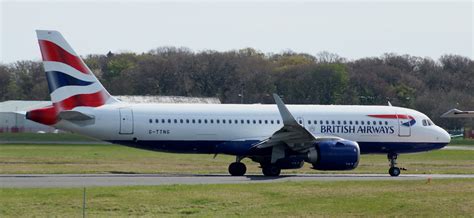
[26,30,118,125]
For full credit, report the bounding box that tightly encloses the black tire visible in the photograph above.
[389,167,401,177]
[228,162,246,176]
[262,165,281,177]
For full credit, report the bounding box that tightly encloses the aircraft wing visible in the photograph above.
[253,94,341,155]
[441,108,474,118]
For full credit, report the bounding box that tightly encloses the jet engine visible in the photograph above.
[306,140,360,170]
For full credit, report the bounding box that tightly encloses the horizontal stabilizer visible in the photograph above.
[58,110,95,121]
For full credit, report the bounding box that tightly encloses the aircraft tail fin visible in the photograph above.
[26,30,118,125]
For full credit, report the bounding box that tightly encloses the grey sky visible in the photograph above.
[1,0,473,64]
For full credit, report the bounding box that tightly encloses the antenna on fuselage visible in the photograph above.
[388,101,393,106]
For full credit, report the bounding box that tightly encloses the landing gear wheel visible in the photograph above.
[228,162,246,176]
[389,167,401,177]
[387,153,402,177]
[262,165,281,177]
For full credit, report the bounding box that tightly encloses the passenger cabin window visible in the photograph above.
[149,119,153,123]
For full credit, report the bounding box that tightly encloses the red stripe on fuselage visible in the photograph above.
[26,91,107,125]
[38,40,90,75]
[368,114,414,120]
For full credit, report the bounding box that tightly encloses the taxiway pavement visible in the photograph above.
[1,173,473,188]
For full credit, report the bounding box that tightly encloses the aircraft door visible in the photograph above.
[119,108,134,134]
[397,113,411,137]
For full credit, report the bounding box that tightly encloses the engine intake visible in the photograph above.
[307,140,360,170]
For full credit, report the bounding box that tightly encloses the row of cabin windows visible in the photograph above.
[307,120,389,126]
[149,118,281,125]
[148,118,389,126]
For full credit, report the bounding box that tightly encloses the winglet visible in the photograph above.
[273,94,299,126]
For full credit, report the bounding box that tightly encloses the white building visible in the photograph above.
[0,96,221,133]
[0,100,54,133]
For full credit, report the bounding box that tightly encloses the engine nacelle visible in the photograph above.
[307,140,360,170]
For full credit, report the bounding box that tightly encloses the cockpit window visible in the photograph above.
[422,119,434,126]
[427,119,433,126]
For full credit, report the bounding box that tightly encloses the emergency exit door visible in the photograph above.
[119,108,134,134]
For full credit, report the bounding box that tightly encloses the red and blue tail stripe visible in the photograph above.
[38,40,91,75]
[26,30,118,126]
[45,71,94,93]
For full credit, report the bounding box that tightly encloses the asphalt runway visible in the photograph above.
[1,173,473,188]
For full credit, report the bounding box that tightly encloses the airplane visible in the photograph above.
[26,30,451,177]
[441,109,474,118]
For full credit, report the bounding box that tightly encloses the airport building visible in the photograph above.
[0,96,221,133]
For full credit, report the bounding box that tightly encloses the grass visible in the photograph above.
[1,179,473,217]
[449,138,474,145]
[1,143,473,174]
[0,133,99,142]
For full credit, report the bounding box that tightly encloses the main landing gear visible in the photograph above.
[387,153,406,177]
[261,165,281,177]
[228,156,247,176]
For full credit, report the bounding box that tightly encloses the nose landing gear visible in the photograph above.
[387,153,406,177]
[228,156,247,176]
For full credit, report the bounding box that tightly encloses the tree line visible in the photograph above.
[0,48,472,129]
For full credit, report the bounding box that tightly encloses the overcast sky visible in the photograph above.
[1,0,473,64]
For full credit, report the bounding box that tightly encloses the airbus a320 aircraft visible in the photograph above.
[26,30,451,177]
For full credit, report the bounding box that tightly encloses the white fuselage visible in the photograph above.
[56,103,450,155]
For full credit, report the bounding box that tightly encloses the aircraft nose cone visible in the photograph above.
[437,127,451,144]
